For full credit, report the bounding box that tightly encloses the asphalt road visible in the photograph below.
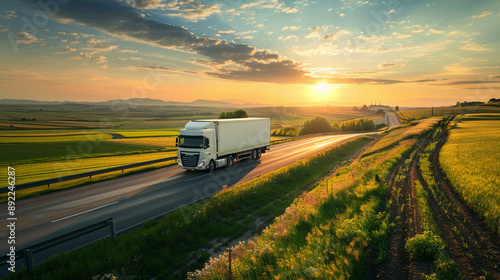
[386,112,402,128]
[0,132,370,271]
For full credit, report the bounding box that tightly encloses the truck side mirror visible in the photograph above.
[175,137,178,147]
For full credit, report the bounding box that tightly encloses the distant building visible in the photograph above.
[369,101,392,111]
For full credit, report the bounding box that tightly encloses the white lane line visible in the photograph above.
[51,201,119,223]
[185,173,210,182]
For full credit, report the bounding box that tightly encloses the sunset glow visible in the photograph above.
[0,0,499,106]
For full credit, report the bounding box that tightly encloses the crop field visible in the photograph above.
[0,133,112,143]
[398,105,500,122]
[439,113,500,235]
[113,129,181,138]
[0,150,177,186]
[363,117,441,155]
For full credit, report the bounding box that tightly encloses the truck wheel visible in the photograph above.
[252,149,257,159]
[208,160,215,172]
[256,149,262,159]
[227,155,234,167]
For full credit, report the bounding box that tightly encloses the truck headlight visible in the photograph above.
[198,160,205,167]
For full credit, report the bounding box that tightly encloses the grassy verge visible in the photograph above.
[5,137,373,280]
[189,124,427,279]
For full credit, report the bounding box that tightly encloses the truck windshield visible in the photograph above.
[178,136,204,148]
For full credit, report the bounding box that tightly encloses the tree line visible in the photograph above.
[298,116,376,135]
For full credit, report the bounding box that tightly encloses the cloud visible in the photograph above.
[132,0,220,21]
[378,63,405,69]
[459,39,489,51]
[471,11,492,19]
[218,30,236,34]
[282,25,301,31]
[2,10,18,20]
[13,32,38,44]
[96,55,107,64]
[56,46,77,54]
[278,35,299,41]
[324,77,403,85]
[322,30,352,41]
[132,65,199,75]
[305,25,330,38]
[294,43,341,57]
[392,32,411,39]
[241,0,298,13]
[427,28,444,35]
[133,0,162,9]
[86,39,117,51]
[118,49,139,53]
[207,60,309,84]
[72,52,93,60]
[166,0,220,22]
[444,80,500,85]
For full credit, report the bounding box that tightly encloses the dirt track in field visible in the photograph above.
[418,131,500,279]
[372,126,500,279]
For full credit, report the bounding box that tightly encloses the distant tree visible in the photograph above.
[376,109,385,115]
[360,105,369,112]
[21,117,26,121]
[456,101,460,107]
[32,118,36,121]
[219,109,248,119]
[395,105,400,111]
[352,106,359,111]
[298,116,332,135]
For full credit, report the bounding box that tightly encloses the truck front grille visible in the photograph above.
[181,152,199,167]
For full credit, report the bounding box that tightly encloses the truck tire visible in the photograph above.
[227,155,234,167]
[208,160,215,172]
[251,149,257,159]
[256,149,262,159]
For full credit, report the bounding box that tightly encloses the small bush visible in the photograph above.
[428,255,460,280]
[405,231,444,260]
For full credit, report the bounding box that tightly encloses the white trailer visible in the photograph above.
[176,118,271,171]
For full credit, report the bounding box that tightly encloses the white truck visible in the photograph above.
[176,118,271,172]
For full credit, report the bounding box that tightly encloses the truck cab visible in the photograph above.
[177,121,217,171]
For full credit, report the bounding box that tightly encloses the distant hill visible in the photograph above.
[0,98,269,108]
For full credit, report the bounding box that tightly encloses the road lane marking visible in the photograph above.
[185,173,210,182]
[51,201,119,223]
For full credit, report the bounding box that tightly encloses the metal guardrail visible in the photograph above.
[0,218,115,272]
[1,156,178,193]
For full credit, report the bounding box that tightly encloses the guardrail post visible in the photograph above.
[108,219,116,241]
[24,249,34,273]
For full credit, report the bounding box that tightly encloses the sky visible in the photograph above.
[0,0,499,106]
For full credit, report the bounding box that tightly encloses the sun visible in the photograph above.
[315,82,329,94]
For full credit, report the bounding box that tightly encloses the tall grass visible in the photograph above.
[189,126,425,279]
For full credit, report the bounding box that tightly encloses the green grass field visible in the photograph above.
[439,113,500,234]
[0,150,177,186]
[398,106,500,122]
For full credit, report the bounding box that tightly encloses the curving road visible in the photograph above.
[0,132,371,271]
